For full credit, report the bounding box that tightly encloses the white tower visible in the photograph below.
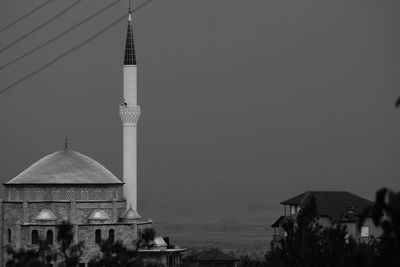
[119,2,141,217]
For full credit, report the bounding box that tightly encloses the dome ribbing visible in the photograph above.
[6,150,122,185]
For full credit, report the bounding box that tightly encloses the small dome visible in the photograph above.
[120,206,141,221]
[154,236,167,248]
[36,209,57,221]
[89,210,110,221]
[6,150,123,185]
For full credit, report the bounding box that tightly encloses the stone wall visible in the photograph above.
[78,223,137,264]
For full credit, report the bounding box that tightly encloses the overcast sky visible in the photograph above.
[0,0,399,210]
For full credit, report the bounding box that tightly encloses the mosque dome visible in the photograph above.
[36,209,57,221]
[6,150,122,185]
[89,210,110,221]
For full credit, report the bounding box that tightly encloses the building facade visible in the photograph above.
[0,2,184,266]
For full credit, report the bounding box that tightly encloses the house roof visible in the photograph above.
[271,216,285,227]
[6,150,123,185]
[183,249,239,262]
[281,191,373,221]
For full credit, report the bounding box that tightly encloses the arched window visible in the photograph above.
[46,230,53,245]
[95,229,101,244]
[32,230,39,244]
[8,229,11,243]
[109,229,115,243]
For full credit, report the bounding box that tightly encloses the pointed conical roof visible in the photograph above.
[120,206,141,221]
[124,11,136,65]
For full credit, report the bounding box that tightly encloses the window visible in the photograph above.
[67,191,75,200]
[81,191,89,200]
[109,229,115,243]
[25,190,31,200]
[8,229,11,243]
[361,226,370,237]
[290,205,296,215]
[52,191,60,201]
[95,190,101,200]
[46,230,53,245]
[37,191,45,200]
[32,230,39,244]
[95,229,101,244]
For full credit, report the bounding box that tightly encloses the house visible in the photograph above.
[271,191,382,242]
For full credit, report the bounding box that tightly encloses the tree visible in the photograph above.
[358,188,400,266]
[136,228,156,249]
[88,239,143,267]
[5,240,55,267]
[56,221,84,267]
[266,194,361,267]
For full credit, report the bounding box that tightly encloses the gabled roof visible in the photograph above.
[6,150,123,185]
[281,191,373,220]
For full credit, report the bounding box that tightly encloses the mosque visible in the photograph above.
[0,3,184,266]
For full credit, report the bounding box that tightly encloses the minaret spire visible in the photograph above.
[124,0,136,65]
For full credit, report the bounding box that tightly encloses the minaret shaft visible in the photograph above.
[123,66,137,105]
[119,6,140,216]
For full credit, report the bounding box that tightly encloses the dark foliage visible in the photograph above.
[358,188,400,266]
[162,236,175,249]
[5,240,55,267]
[56,221,84,267]
[5,221,81,267]
[136,228,156,249]
[265,195,366,267]
[88,239,143,267]
[266,189,400,267]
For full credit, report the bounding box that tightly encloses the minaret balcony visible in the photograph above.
[120,105,141,124]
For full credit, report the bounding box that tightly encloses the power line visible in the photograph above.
[0,0,154,96]
[0,0,56,33]
[0,0,83,54]
[0,0,123,71]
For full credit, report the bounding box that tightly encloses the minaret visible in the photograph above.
[119,0,141,217]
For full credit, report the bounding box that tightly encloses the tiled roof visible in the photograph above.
[6,150,123,185]
[281,191,373,220]
[124,14,136,65]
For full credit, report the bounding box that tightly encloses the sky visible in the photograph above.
[0,0,400,243]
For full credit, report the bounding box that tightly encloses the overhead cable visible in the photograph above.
[0,0,56,33]
[0,0,154,96]
[0,0,84,54]
[0,0,123,71]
